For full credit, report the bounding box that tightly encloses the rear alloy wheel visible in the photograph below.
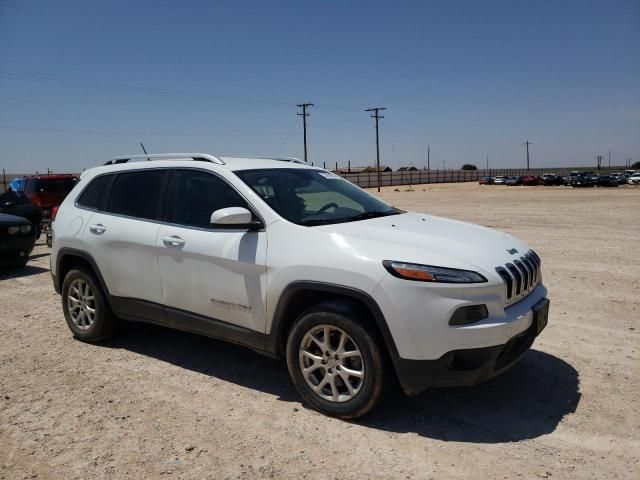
[67,278,97,331]
[286,304,391,418]
[62,268,117,342]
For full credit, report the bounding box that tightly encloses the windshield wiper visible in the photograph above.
[299,210,399,226]
[340,210,400,223]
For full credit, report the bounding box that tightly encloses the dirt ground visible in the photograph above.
[1,183,639,480]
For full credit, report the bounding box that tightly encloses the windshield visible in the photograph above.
[235,168,401,226]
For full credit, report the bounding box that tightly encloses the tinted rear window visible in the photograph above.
[107,170,167,220]
[77,175,114,210]
[25,177,78,193]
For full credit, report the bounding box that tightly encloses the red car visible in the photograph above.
[522,175,543,186]
[22,174,79,214]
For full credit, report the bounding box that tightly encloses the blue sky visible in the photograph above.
[1,0,638,172]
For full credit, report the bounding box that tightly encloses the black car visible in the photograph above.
[0,190,43,238]
[0,213,37,267]
[596,175,619,187]
[542,174,564,186]
[571,174,595,187]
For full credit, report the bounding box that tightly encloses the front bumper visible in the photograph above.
[395,298,549,395]
[0,239,36,266]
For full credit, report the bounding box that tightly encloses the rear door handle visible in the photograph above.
[162,235,185,247]
[89,223,107,234]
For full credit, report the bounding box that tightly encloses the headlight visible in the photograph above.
[383,260,487,283]
[7,225,20,235]
[20,224,32,234]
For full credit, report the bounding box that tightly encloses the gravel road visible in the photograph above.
[1,183,638,479]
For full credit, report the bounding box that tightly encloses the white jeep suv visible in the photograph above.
[51,153,549,418]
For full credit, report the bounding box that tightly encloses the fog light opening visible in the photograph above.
[449,305,489,326]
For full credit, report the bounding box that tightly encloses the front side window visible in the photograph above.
[235,168,400,226]
[107,170,167,220]
[167,169,249,229]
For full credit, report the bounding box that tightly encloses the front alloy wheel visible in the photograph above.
[286,303,392,418]
[299,325,365,402]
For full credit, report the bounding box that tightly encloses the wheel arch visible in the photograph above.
[267,281,400,363]
[55,248,111,302]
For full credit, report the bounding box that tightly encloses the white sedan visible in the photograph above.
[628,173,640,185]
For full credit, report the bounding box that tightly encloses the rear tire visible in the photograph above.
[61,268,117,342]
[286,303,392,419]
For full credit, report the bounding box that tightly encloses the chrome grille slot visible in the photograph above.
[495,267,513,299]
[506,263,522,296]
[514,260,529,290]
[496,250,542,306]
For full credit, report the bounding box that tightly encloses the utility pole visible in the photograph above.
[486,154,489,170]
[608,149,611,168]
[140,142,150,161]
[427,145,430,170]
[523,141,532,170]
[297,103,314,163]
[365,107,386,192]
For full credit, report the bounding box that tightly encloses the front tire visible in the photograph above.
[286,303,392,418]
[61,268,117,342]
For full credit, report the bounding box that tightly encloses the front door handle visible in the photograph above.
[162,235,185,247]
[89,223,107,234]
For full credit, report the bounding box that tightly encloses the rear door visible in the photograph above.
[80,169,168,321]
[156,168,268,335]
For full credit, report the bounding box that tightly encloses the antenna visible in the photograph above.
[140,142,150,161]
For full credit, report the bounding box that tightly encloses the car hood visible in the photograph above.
[0,213,31,225]
[314,212,531,275]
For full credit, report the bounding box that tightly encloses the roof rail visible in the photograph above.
[104,153,225,166]
[224,156,308,165]
[273,156,308,165]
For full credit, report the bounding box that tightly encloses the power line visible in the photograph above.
[0,68,366,111]
[0,125,287,137]
[297,103,314,163]
[365,107,386,192]
[0,68,299,107]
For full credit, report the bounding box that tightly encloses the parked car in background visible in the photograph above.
[0,191,43,237]
[571,174,595,187]
[522,175,542,186]
[628,173,640,185]
[505,176,523,186]
[0,213,36,267]
[7,177,26,192]
[542,174,563,186]
[21,174,79,215]
[493,176,506,185]
[478,176,494,185]
[596,175,619,187]
[9,174,79,240]
[610,173,626,185]
[563,173,579,185]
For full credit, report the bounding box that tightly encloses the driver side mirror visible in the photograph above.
[210,207,262,230]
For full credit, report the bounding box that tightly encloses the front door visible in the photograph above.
[157,169,268,334]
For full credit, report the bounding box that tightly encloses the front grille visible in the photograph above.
[496,250,541,305]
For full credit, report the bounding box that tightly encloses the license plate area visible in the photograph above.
[532,298,550,335]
